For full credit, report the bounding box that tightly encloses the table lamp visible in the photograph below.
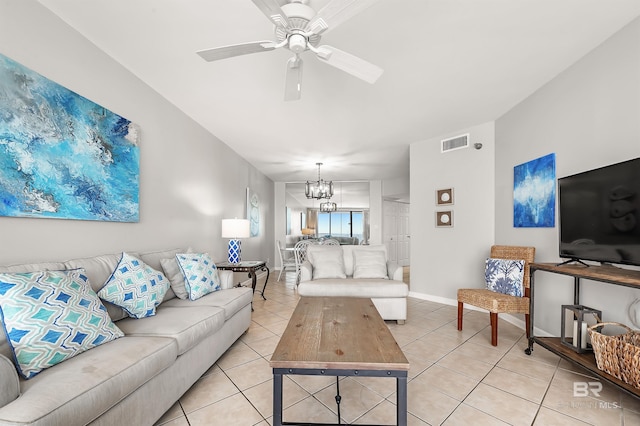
[221,218,250,264]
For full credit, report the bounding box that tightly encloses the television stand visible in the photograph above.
[526,262,640,400]
[555,258,590,267]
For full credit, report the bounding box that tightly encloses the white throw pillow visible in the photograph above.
[309,246,347,279]
[161,257,189,299]
[352,250,388,279]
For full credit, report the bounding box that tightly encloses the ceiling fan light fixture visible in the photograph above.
[305,162,334,200]
[288,34,307,53]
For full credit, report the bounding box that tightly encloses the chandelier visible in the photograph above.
[305,162,333,200]
[319,201,337,212]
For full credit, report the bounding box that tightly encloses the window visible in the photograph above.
[317,211,364,242]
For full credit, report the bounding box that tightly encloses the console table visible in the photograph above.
[526,262,640,399]
[216,260,270,299]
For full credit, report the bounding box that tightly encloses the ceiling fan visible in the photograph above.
[197,0,383,101]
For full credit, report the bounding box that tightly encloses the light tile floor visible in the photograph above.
[155,272,640,425]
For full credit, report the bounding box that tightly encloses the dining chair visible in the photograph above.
[276,240,296,281]
[293,239,319,285]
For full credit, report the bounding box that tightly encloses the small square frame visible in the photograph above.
[436,211,453,227]
[436,188,454,206]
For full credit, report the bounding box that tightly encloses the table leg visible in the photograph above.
[273,372,283,426]
[260,266,270,300]
[249,270,257,294]
[397,376,408,426]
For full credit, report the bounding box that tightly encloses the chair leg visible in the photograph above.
[490,312,498,346]
[457,302,463,331]
[525,313,530,339]
[277,268,284,281]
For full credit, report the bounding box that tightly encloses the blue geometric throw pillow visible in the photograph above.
[485,258,525,297]
[98,252,170,319]
[0,269,124,379]
[175,253,221,301]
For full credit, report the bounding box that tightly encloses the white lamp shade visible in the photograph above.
[221,218,251,239]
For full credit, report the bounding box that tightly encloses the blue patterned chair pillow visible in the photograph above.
[98,252,170,319]
[0,269,124,379]
[175,253,221,301]
[485,258,525,297]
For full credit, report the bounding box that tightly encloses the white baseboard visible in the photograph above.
[408,291,553,337]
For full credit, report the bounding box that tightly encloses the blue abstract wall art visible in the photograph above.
[513,153,556,228]
[0,53,139,222]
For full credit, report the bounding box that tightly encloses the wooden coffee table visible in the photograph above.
[270,297,409,426]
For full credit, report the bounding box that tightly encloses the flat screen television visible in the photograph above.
[558,157,640,266]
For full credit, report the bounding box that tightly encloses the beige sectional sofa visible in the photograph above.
[297,245,408,323]
[0,248,252,426]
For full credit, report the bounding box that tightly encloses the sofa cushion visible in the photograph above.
[0,354,19,408]
[161,287,253,321]
[63,253,121,293]
[0,336,176,425]
[98,253,171,319]
[308,246,347,279]
[0,262,67,274]
[176,253,221,300]
[297,279,408,299]
[352,249,388,279]
[116,306,225,355]
[0,269,124,379]
[137,248,186,271]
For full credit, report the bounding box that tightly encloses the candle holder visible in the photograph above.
[561,305,602,353]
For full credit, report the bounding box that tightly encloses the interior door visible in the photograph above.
[383,200,398,262]
[396,203,410,266]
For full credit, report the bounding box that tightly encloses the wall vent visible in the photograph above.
[441,133,469,153]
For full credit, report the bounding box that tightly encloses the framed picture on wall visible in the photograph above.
[436,211,453,227]
[436,188,454,206]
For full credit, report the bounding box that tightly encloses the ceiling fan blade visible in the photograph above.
[315,45,383,84]
[197,41,276,62]
[306,0,380,35]
[251,0,290,29]
[284,56,303,102]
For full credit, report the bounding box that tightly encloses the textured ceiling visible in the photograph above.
[38,0,640,189]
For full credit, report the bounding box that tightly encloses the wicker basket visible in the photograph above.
[588,322,640,389]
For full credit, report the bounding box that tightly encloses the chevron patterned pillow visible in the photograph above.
[175,253,221,301]
[0,269,123,379]
[98,252,170,319]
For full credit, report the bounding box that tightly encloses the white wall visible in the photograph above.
[0,2,274,267]
[495,17,640,335]
[410,122,496,302]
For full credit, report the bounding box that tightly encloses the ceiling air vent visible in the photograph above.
[441,133,469,153]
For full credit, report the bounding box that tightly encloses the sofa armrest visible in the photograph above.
[299,261,313,283]
[387,261,403,281]
[218,270,235,290]
[0,354,19,408]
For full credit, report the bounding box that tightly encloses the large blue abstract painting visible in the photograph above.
[0,53,139,222]
[513,153,556,228]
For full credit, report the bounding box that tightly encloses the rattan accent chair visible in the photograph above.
[457,245,535,346]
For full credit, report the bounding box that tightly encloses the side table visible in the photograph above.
[216,260,270,300]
